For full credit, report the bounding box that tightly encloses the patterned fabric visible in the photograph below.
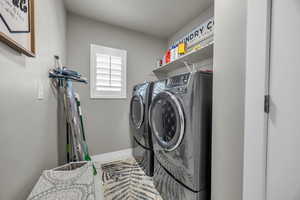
[101,159,162,200]
[27,162,97,200]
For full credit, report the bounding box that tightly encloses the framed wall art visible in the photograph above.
[0,0,35,57]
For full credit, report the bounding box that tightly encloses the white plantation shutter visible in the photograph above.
[90,45,127,98]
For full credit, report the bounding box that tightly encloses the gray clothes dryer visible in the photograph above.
[149,71,213,200]
[130,82,154,176]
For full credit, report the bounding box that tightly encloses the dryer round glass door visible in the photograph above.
[149,91,185,151]
[130,95,144,129]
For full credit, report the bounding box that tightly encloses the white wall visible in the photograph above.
[212,1,247,200]
[0,0,66,199]
[243,0,271,200]
[163,2,270,199]
[165,5,214,77]
[66,13,167,155]
[168,5,214,47]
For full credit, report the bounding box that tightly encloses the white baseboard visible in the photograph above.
[92,148,133,163]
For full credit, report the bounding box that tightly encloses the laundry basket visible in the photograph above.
[27,161,102,200]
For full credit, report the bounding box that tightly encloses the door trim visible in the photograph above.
[242,0,272,200]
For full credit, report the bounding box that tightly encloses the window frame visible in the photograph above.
[90,44,127,99]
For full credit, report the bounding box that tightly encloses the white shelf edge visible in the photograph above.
[153,42,214,75]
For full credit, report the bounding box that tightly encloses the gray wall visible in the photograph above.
[0,0,66,199]
[66,13,167,155]
[211,0,247,200]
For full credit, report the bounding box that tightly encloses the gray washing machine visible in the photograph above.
[130,82,154,176]
[149,71,213,200]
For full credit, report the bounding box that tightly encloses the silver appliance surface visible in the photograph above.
[130,82,154,176]
[153,157,208,200]
[149,71,212,199]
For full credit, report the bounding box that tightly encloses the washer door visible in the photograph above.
[130,95,145,129]
[149,91,185,151]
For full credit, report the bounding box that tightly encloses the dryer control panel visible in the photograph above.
[167,73,190,88]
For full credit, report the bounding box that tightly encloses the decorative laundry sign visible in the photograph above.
[0,0,35,57]
[171,17,214,49]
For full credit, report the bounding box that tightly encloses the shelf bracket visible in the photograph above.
[183,61,193,72]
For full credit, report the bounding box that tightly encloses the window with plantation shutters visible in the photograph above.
[90,44,127,98]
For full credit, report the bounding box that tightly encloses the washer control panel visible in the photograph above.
[167,73,190,88]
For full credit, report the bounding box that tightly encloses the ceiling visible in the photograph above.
[64,0,213,39]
